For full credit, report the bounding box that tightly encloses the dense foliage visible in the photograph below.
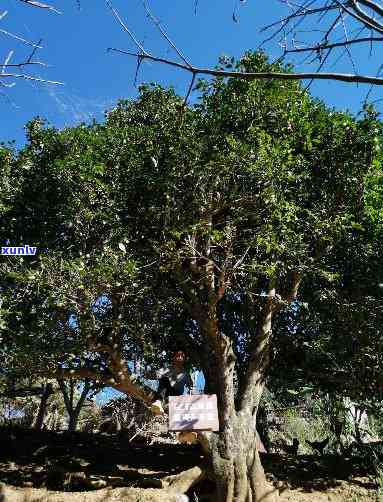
[1,51,382,501]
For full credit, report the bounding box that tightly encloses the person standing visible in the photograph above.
[150,350,193,414]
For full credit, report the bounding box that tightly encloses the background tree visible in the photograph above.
[57,377,99,432]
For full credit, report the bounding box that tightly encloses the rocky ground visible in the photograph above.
[0,427,380,501]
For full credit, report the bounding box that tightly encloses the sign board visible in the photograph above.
[168,394,219,432]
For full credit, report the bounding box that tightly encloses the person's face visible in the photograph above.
[173,351,185,365]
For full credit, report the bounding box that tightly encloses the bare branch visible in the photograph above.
[17,0,61,14]
[324,12,343,40]
[0,28,43,48]
[339,8,357,73]
[363,62,383,103]
[335,0,383,34]
[183,71,197,105]
[141,0,192,68]
[105,0,149,56]
[304,43,332,91]
[109,47,383,85]
[26,37,43,64]
[133,55,143,87]
[284,35,383,53]
[357,0,383,18]
[261,2,337,33]
[255,0,383,83]
[1,51,14,75]
[1,61,47,69]
[1,73,63,84]
[0,1,62,92]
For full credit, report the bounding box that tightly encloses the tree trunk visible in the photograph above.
[68,408,81,432]
[33,383,53,430]
[173,233,300,499]
[57,378,91,432]
[207,412,278,502]
[192,293,278,501]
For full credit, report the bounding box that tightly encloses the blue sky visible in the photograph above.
[2,0,383,147]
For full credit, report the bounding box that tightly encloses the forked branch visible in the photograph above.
[0,0,63,88]
[260,0,383,88]
[106,0,383,88]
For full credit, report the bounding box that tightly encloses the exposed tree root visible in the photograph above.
[161,464,207,493]
[176,431,199,444]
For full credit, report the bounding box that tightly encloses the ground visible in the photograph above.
[0,427,379,501]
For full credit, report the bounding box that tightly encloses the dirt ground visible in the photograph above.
[0,427,379,501]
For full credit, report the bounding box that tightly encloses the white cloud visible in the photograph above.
[43,84,114,125]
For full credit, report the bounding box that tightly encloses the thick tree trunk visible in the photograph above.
[207,412,278,502]
[191,291,278,500]
[173,227,300,499]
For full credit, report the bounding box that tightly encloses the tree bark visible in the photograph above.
[67,407,81,432]
[184,269,301,500]
[205,412,278,502]
[196,311,278,501]
[33,383,53,430]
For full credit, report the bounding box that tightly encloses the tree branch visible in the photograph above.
[238,271,301,411]
[105,0,149,56]
[357,0,383,18]
[1,73,63,84]
[0,29,43,48]
[256,0,383,84]
[141,0,192,68]
[74,378,91,415]
[284,36,383,54]
[238,279,276,412]
[47,367,153,405]
[261,3,340,33]
[18,0,61,15]
[346,1,383,33]
[108,47,383,85]
[57,378,72,414]
[280,270,301,305]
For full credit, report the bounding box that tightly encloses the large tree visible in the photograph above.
[1,52,382,501]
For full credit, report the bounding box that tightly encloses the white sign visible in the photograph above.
[168,394,219,432]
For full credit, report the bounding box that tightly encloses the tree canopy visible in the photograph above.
[1,51,382,501]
